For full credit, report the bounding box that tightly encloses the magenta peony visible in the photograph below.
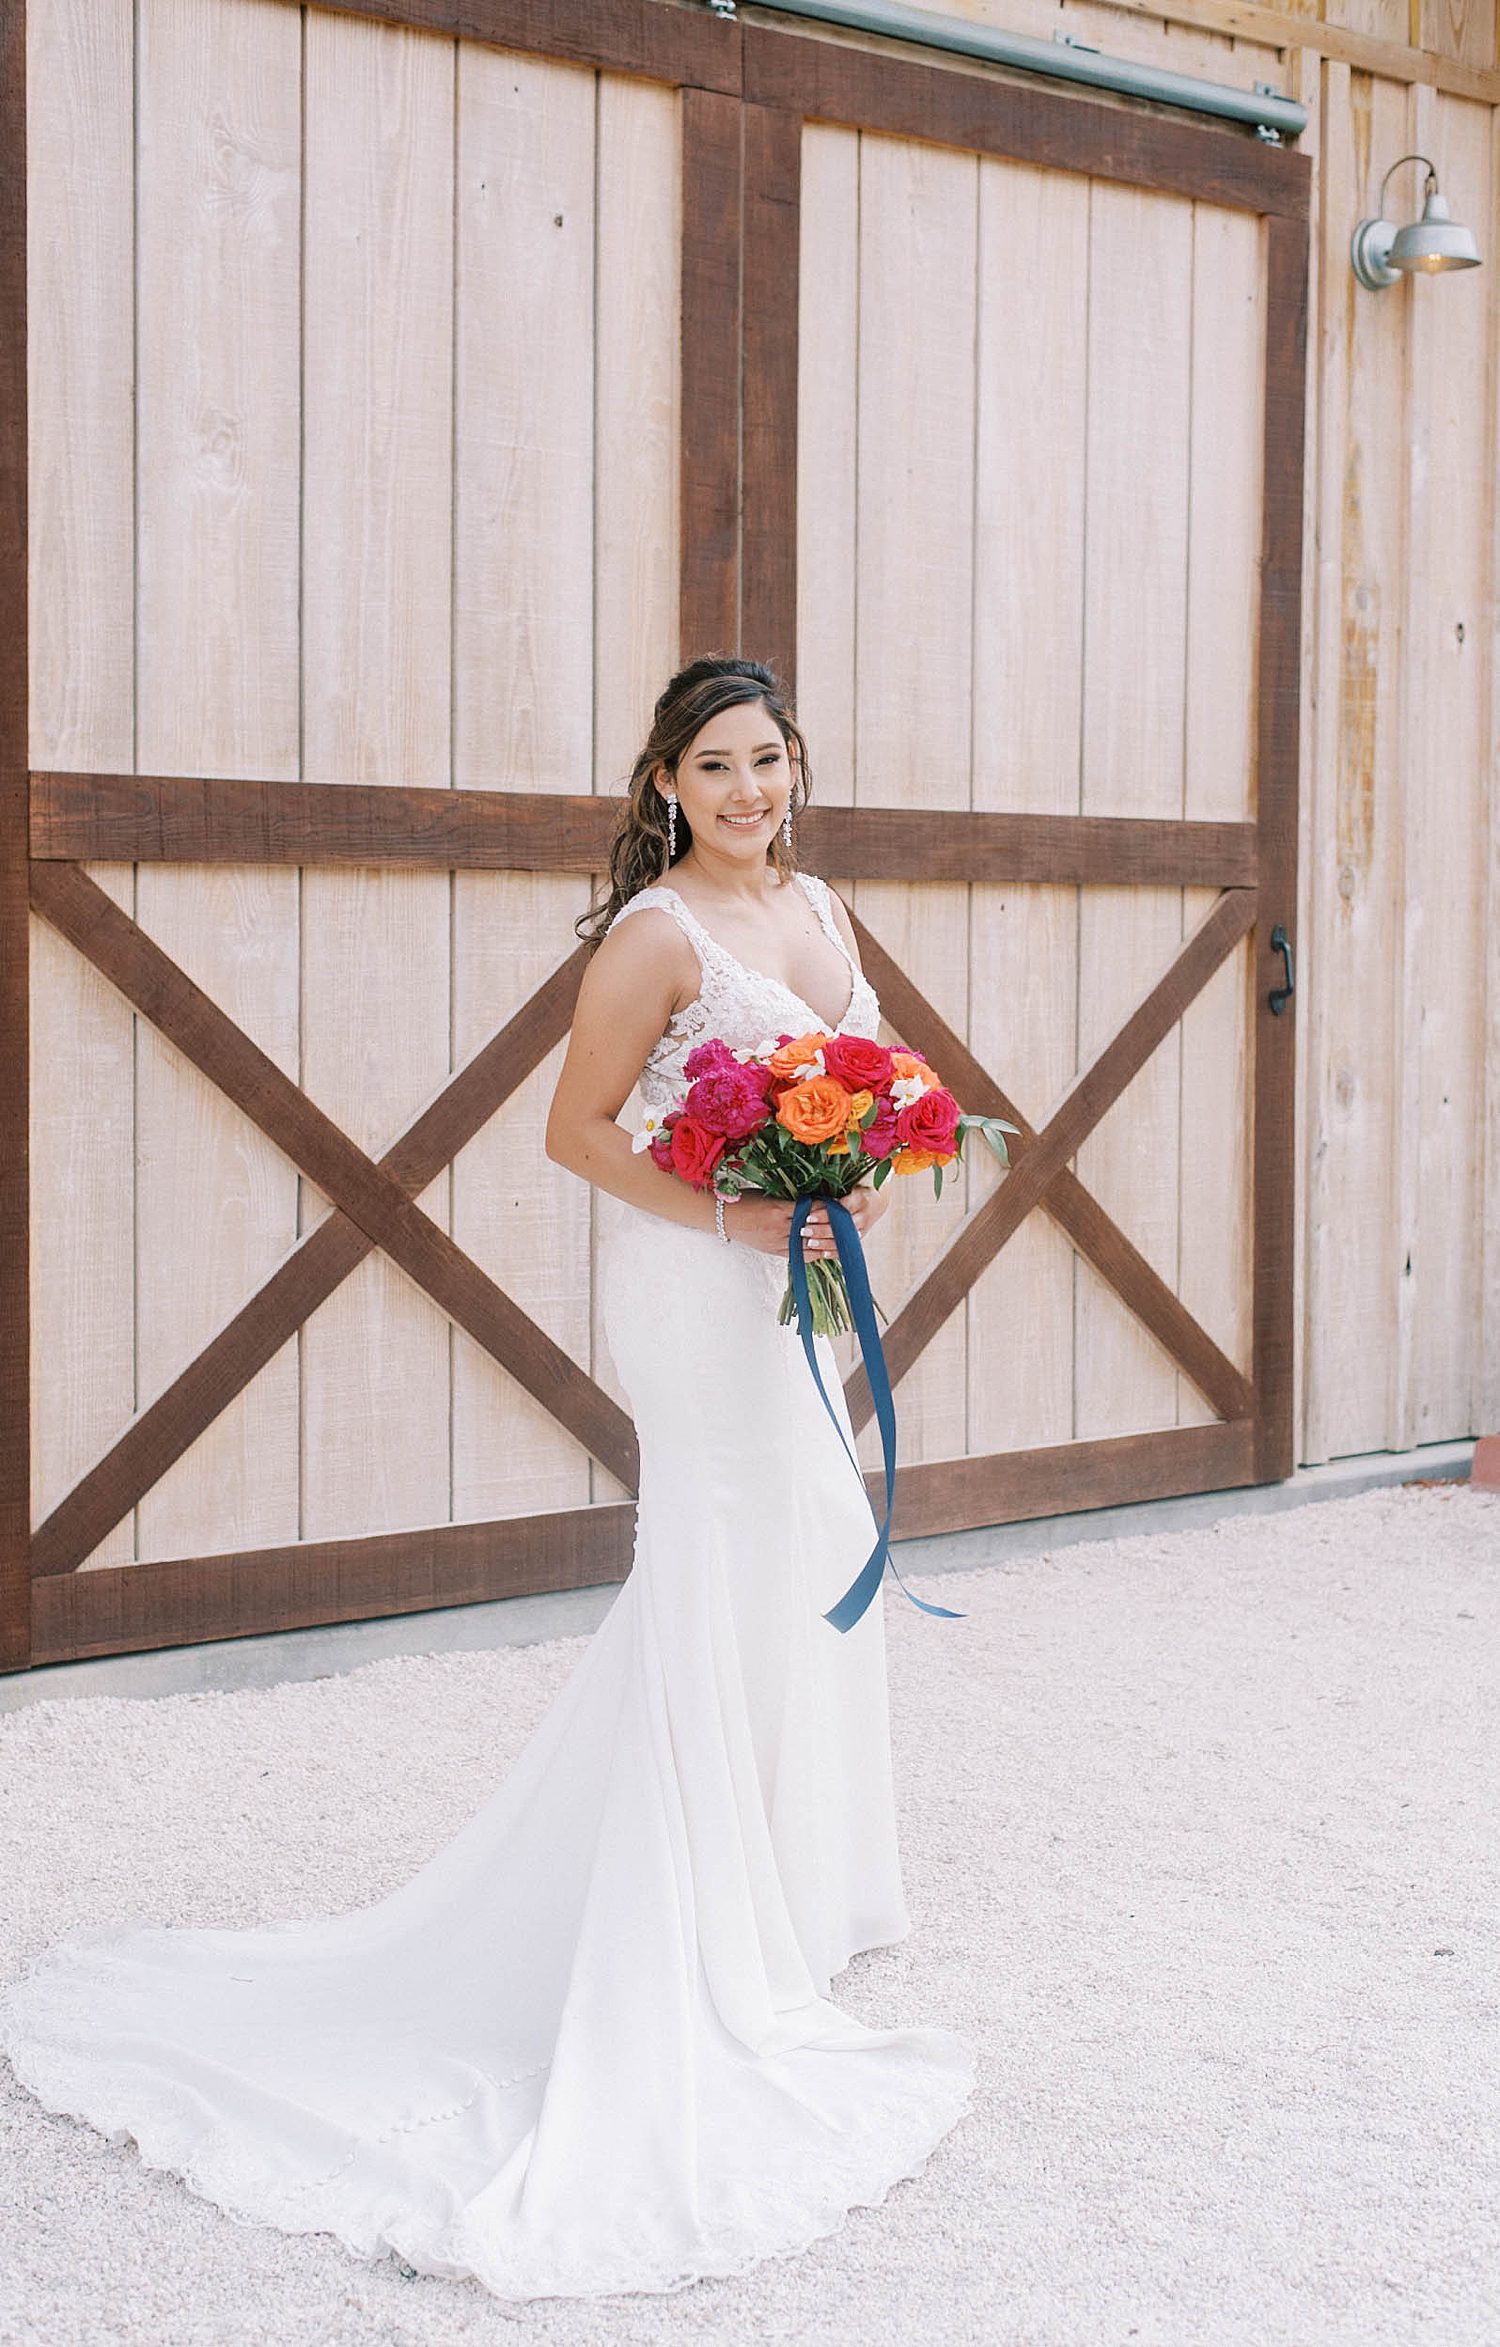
[684,1061,773,1141]
[682,1037,748,1084]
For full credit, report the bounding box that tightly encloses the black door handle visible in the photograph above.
[1269,923,1294,1015]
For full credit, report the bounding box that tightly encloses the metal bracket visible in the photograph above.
[1053,29,1101,51]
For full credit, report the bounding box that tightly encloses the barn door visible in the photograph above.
[733,36,1309,1539]
[1,0,1307,1674]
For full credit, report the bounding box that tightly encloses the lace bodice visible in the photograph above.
[608,871,882,1114]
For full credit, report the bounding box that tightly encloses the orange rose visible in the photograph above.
[890,1050,940,1088]
[776,1076,854,1146]
[767,1031,832,1084]
[891,1145,941,1175]
[827,1087,874,1157]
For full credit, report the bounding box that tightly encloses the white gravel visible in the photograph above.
[1,1480,1496,2347]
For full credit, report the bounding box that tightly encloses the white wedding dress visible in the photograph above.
[0,869,975,2300]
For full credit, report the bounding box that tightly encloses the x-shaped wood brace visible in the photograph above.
[28,863,1255,1575]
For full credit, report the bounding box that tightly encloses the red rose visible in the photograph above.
[895,1084,960,1157]
[669,1114,726,1190]
[684,1061,773,1140]
[823,1032,893,1091]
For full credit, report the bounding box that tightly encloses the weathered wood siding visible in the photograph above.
[22,0,1500,1598]
[27,1,678,1565]
[890,0,1500,1462]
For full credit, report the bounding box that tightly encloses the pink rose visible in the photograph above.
[895,1084,961,1158]
[823,1032,893,1092]
[684,1061,772,1141]
[669,1114,726,1190]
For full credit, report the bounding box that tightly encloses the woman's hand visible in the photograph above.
[726,1184,891,1259]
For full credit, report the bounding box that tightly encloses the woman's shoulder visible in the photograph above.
[595,885,699,972]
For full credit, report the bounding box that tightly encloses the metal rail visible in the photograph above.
[716,0,1308,142]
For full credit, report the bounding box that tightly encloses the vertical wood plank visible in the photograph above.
[133,0,302,1562]
[1301,65,1408,1464]
[794,122,858,817]
[854,129,975,1471]
[680,83,739,662]
[742,100,800,695]
[589,71,682,1500]
[595,74,682,800]
[1177,199,1264,1427]
[300,13,454,1543]
[451,43,594,1523]
[1287,37,1323,1472]
[1075,177,1193,1443]
[25,0,135,1581]
[968,154,1089,1460]
[1391,87,1492,1448]
[793,120,861,1396]
[1480,98,1500,1432]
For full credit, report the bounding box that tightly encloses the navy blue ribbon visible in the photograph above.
[788,1195,964,1633]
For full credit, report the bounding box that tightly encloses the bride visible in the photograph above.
[0,655,976,2301]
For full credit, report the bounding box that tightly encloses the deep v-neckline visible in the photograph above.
[657,879,859,1033]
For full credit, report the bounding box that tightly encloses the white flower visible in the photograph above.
[752,1037,782,1060]
[794,1048,826,1080]
[890,1073,927,1109]
[632,1113,665,1154]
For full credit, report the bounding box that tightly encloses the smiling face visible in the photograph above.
[667,699,797,867]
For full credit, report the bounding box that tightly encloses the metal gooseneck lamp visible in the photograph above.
[1352,154,1483,290]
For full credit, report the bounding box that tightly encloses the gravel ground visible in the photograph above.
[1,1480,1496,2347]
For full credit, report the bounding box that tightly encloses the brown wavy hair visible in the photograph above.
[576,654,812,948]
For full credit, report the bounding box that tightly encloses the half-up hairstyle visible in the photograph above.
[576,654,813,948]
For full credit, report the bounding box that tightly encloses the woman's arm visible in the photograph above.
[544,910,719,1233]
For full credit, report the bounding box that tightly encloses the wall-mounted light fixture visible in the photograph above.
[1352,154,1482,290]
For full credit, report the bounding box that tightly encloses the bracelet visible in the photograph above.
[714,1191,729,1245]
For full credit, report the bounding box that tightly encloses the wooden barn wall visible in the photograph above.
[895,0,1500,1465]
[27,0,678,1567]
[21,0,1500,1597]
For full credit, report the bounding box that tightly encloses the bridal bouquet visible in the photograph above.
[634,1027,1017,1337]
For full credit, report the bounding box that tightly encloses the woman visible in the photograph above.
[0,656,975,2300]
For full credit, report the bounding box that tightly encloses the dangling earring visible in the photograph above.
[665,788,677,862]
[781,793,794,851]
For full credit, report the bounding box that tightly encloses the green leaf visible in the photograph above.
[872,1156,894,1189]
[932,1163,943,1201]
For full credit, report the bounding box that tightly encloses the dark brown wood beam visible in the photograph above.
[258,0,742,94]
[1250,210,1307,1483]
[28,944,593,1577]
[29,864,640,1505]
[27,1416,1256,1667]
[742,20,1310,218]
[845,885,1258,1431]
[29,773,1260,885]
[889,1417,1257,1540]
[30,1501,639,1666]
